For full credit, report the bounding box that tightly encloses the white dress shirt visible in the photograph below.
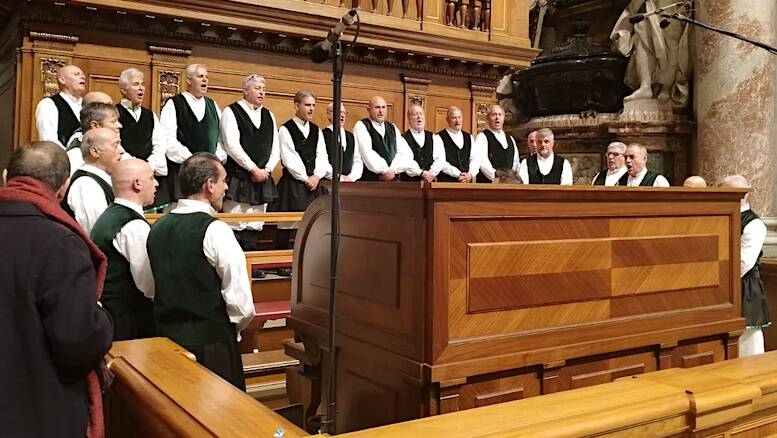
[354,119,421,177]
[67,163,112,235]
[741,205,767,278]
[219,100,280,174]
[407,128,446,176]
[591,167,628,186]
[35,92,82,148]
[277,116,332,182]
[119,99,168,176]
[475,129,520,182]
[170,199,255,338]
[112,198,155,299]
[159,92,227,163]
[622,168,670,187]
[439,128,480,179]
[518,153,574,185]
[324,124,364,182]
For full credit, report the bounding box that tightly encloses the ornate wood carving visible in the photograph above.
[30,31,78,52]
[402,74,431,118]
[40,57,68,98]
[159,70,181,109]
[148,45,191,65]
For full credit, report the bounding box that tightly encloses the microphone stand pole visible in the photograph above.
[662,12,777,55]
[322,37,344,436]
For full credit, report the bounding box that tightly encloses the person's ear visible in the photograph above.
[55,177,71,202]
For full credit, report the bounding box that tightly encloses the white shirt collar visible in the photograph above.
[183,91,204,101]
[79,163,112,184]
[60,91,83,105]
[293,116,308,127]
[114,198,144,215]
[240,99,263,112]
[410,128,425,135]
[171,198,217,217]
[607,166,627,176]
[741,204,751,213]
[537,152,555,162]
[487,128,503,135]
[631,167,648,180]
[120,99,141,111]
[446,127,462,137]
[370,119,385,128]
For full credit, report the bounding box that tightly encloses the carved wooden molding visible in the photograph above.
[40,57,68,97]
[408,95,425,108]
[402,74,432,86]
[149,44,191,64]
[470,82,497,96]
[30,31,78,52]
[159,70,181,108]
[474,101,489,133]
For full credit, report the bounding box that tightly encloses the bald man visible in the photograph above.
[35,65,86,148]
[476,104,519,183]
[619,143,670,187]
[438,106,480,182]
[323,102,362,182]
[354,96,421,181]
[683,176,707,187]
[90,160,158,340]
[63,127,125,234]
[721,175,770,356]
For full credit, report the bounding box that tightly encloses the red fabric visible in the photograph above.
[0,176,108,438]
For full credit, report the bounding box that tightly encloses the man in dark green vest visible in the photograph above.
[91,159,158,340]
[66,99,122,176]
[147,152,255,390]
[159,64,227,203]
[63,127,124,235]
[518,128,574,185]
[721,174,770,356]
[475,104,520,183]
[437,106,481,183]
[323,102,362,182]
[619,143,670,187]
[401,103,443,183]
[35,64,85,148]
[117,68,168,207]
[354,95,421,181]
[220,74,280,248]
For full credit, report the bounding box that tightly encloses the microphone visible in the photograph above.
[628,1,688,24]
[311,9,358,63]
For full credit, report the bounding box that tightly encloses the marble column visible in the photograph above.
[694,0,777,215]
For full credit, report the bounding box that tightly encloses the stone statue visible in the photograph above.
[610,0,691,108]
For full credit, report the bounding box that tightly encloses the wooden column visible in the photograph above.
[148,45,191,113]
[469,81,495,133]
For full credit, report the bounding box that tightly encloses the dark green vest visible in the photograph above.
[593,170,607,186]
[117,104,155,160]
[171,94,219,154]
[61,169,115,217]
[90,203,152,316]
[362,118,397,165]
[147,212,232,345]
[282,119,320,176]
[226,103,274,173]
[402,130,434,171]
[526,154,564,184]
[65,130,82,152]
[49,93,80,147]
[483,130,515,170]
[617,169,659,187]
[438,129,472,173]
[323,127,355,175]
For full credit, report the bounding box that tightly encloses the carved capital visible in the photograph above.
[149,44,192,65]
[470,81,496,97]
[30,31,78,52]
[40,57,69,98]
[159,70,181,109]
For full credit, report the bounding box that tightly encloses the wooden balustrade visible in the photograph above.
[144,211,305,225]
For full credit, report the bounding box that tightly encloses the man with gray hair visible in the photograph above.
[592,142,628,186]
[437,106,480,182]
[35,64,86,147]
[160,63,227,203]
[401,103,444,183]
[220,74,280,246]
[116,68,168,206]
[62,127,125,234]
[518,128,573,185]
[324,102,363,182]
[721,175,770,356]
[619,143,670,186]
[683,175,707,187]
[67,100,123,175]
[476,104,519,183]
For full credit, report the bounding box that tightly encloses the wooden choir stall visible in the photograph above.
[285,182,748,433]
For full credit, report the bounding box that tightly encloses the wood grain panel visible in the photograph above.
[570,363,646,390]
[611,262,720,295]
[324,235,400,308]
[468,239,612,277]
[467,270,611,312]
[552,349,657,393]
[458,368,541,410]
[611,235,719,268]
[609,216,730,260]
[610,287,729,318]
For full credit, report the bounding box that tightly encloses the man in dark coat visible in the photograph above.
[0,141,113,437]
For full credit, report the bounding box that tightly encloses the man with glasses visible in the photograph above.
[618,143,670,187]
[592,142,628,186]
[518,128,573,185]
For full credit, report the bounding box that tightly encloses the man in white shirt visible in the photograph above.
[159,63,227,202]
[400,104,444,183]
[67,101,123,176]
[116,68,168,208]
[147,152,254,390]
[323,102,363,182]
[619,143,670,187]
[35,64,86,147]
[90,159,158,341]
[721,175,770,357]
[437,106,480,183]
[476,104,520,183]
[272,90,330,212]
[354,95,421,181]
[683,175,707,187]
[527,130,539,156]
[220,75,280,242]
[518,128,573,185]
[62,127,125,234]
[591,142,628,186]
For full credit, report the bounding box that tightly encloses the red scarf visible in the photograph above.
[0,176,108,438]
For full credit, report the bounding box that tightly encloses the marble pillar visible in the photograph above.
[695,0,777,215]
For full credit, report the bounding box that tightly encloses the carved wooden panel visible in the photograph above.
[88,74,122,102]
[40,57,68,98]
[158,70,181,110]
[547,349,657,393]
[457,368,541,410]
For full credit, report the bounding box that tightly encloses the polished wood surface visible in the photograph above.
[288,183,748,432]
[144,212,305,225]
[106,337,306,438]
[760,259,777,351]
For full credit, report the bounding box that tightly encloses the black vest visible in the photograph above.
[617,170,659,187]
[742,209,764,276]
[48,93,81,147]
[283,119,320,176]
[323,127,355,175]
[61,169,115,217]
[117,104,155,160]
[593,171,607,186]
[170,94,219,153]
[526,154,564,184]
[226,103,274,175]
[438,129,472,173]
[402,130,435,171]
[362,118,397,165]
[483,130,515,170]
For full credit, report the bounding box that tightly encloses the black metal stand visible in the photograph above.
[663,12,777,56]
[321,38,344,436]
